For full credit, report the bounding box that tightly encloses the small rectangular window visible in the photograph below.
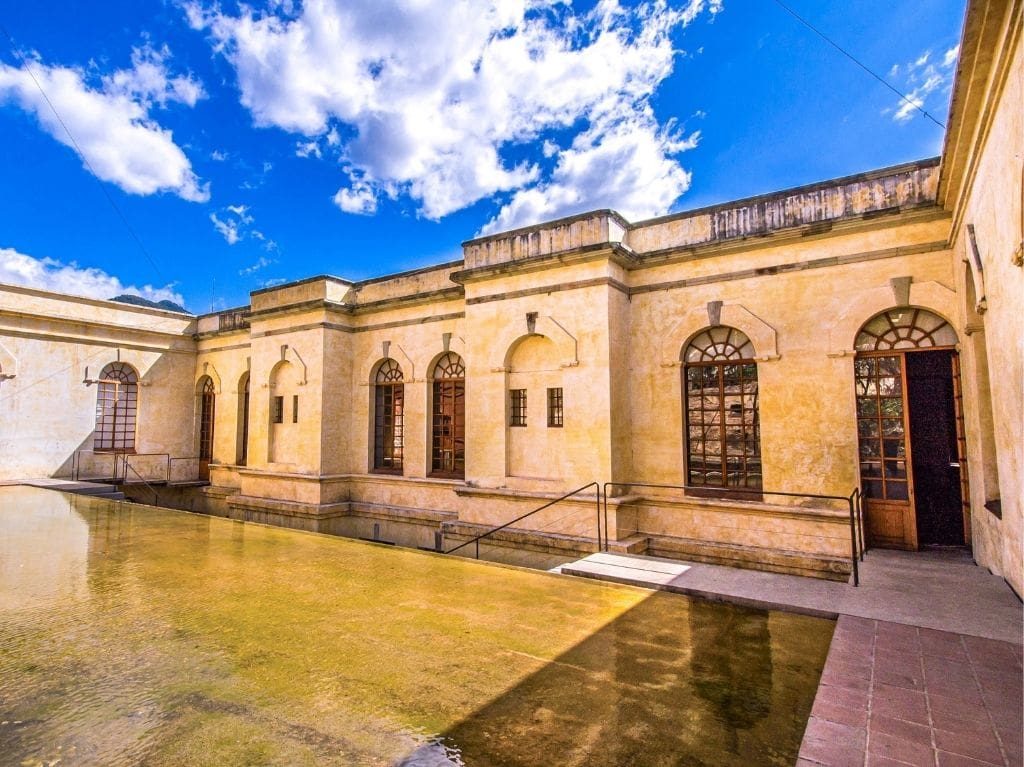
[547,387,563,427]
[510,389,527,427]
[272,396,284,424]
[292,394,299,423]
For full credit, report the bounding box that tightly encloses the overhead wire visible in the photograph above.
[768,0,947,129]
[0,21,168,283]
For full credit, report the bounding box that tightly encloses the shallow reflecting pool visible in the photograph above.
[0,486,834,766]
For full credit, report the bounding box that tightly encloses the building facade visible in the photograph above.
[1,0,1020,592]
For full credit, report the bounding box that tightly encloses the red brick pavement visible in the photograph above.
[798,615,1023,767]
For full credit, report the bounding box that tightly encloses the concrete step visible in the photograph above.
[19,479,126,501]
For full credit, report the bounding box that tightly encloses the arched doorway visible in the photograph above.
[198,376,216,480]
[854,308,968,550]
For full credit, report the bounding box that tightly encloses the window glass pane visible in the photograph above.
[887,482,909,501]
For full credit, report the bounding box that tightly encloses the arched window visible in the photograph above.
[237,373,250,466]
[855,308,957,351]
[94,362,139,452]
[198,376,216,465]
[683,327,761,490]
[430,352,465,478]
[373,359,404,473]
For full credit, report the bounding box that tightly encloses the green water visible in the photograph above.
[0,486,833,766]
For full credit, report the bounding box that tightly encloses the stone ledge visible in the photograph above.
[227,494,350,520]
[643,534,852,581]
[349,501,457,525]
[627,493,851,523]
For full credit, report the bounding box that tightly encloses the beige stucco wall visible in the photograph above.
[625,216,955,499]
[0,285,197,480]
[944,5,1023,594]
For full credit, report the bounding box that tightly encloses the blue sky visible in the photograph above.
[0,0,966,313]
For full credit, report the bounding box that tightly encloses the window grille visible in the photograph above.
[94,362,139,452]
[547,387,563,427]
[373,359,404,472]
[430,352,465,478]
[510,389,527,427]
[683,327,761,490]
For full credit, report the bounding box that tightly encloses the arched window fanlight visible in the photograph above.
[855,308,957,351]
[685,326,756,363]
[373,359,404,473]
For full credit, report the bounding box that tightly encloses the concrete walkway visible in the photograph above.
[560,548,1022,643]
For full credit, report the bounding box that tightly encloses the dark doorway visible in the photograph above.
[906,350,964,546]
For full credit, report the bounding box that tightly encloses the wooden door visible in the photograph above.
[855,353,917,549]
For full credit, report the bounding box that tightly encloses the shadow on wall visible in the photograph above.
[396,592,833,767]
[50,352,197,482]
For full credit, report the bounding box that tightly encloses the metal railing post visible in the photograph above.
[848,491,860,587]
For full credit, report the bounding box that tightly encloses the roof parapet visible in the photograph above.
[460,159,941,270]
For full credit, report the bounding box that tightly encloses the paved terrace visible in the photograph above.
[561,549,1023,767]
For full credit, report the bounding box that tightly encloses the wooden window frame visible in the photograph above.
[430,352,465,479]
[198,377,216,463]
[683,327,762,494]
[509,388,527,427]
[94,362,139,454]
[373,359,405,474]
[239,375,250,466]
[547,387,563,428]
[272,395,284,424]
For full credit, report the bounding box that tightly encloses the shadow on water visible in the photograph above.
[401,595,829,767]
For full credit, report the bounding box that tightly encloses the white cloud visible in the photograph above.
[888,43,959,124]
[187,0,717,226]
[211,204,268,245]
[942,45,960,69]
[482,109,698,233]
[333,177,378,215]
[0,48,208,201]
[0,246,184,305]
[226,204,254,223]
[104,44,206,108]
[296,139,321,158]
[239,255,275,275]
[210,213,240,244]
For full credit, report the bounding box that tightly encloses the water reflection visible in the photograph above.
[0,487,832,767]
[429,595,829,766]
[0,489,89,611]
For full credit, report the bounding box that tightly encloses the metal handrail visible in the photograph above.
[445,482,601,559]
[168,456,202,483]
[603,481,861,586]
[121,456,159,506]
[71,449,120,481]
